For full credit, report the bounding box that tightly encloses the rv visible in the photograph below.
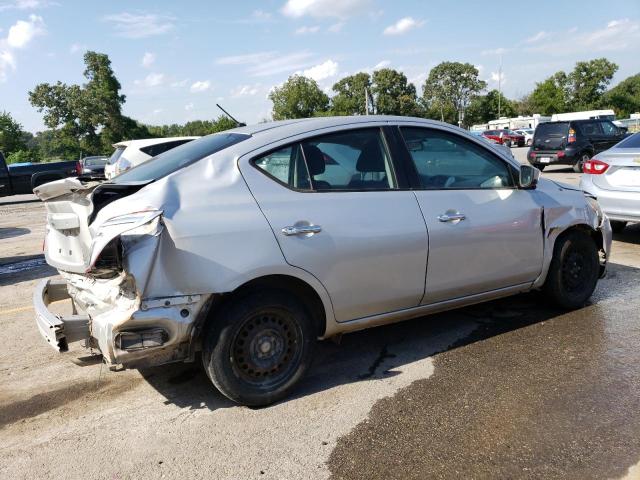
[550,110,615,122]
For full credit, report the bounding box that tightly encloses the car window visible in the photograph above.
[580,121,603,136]
[600,121,618,136]
[300,129,397,191]
[140,139,194,157]
[254,144,311,190]
[615,132,640,148]
[108,147,125,165]
[401,127,515,190]
[114,133,248,183]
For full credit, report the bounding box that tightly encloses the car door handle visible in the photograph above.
[437,213,466,222]
[281,224,322,236]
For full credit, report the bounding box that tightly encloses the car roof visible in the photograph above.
[112,136,199,148]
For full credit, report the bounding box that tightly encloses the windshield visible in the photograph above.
[615,132,640,149]
[108,147,125,165]
[535,122,569,137]
[85,157,108,166]
[114,132,249,183]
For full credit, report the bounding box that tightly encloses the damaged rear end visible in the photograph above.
[33,178,207,367]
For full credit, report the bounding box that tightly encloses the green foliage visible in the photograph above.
[371,68,421,116]
[423,62,486,124]
[570,58,618,111]
[331,72,372,116]
[6,149,39,164]
[269,75,330,120]
[602,73,640,119]
[466,90,516,125]
[0,111,28,156]
[146,116,238,137]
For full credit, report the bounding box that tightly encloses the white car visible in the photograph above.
[104,137,198,179]
[33,116,611,406]
[514,128,535,146]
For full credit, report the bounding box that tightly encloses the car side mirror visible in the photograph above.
[519,165,540,189]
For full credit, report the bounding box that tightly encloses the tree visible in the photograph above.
[601,73,640,119]
[147,116,239,137]
[29,51,140,156]
[569,58,618,111]
[466,90,517,126]
[529,72,570,115]
[371,68,420,116]
[331,72,371,115]
[0,111,27,156]
[269,75,329,120]
[422,62,486,125]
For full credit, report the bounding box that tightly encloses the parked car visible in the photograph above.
[527,119,628,172]
[33,116,611,406]
[482,129,525,147]
[0,152,81,197]
[104,137,198,179]
[79,156,108,176]
[580,132,640,233]
[470,130,513,157]
[513,128,535,146]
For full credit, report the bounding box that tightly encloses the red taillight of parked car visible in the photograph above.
[568,128,577,143]
[583,158,609,175]
[75,161,82,175]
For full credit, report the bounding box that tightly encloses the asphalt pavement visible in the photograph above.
[1,149,640,479]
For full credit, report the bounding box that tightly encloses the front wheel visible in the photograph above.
[202,290,315,407]
[543,230,599,309]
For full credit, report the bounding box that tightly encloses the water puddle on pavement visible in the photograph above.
[0,256,47,275]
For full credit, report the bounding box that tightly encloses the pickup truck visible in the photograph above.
[0,151,81,197]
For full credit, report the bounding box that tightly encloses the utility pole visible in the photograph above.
[497,55,503,119]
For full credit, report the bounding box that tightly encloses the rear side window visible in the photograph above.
[114,133,248,183]
[580,121,602,136]
[108,147,125,165]
[254,144,311,190]
[140,139,194,157]
[616,132,640,148]
[599,121,618,136]
[401,127,514,189]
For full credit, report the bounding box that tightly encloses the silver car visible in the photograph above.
[33,116,611,406]
[580,132,640,233]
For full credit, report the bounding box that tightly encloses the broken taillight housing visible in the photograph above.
[583,158,609,175]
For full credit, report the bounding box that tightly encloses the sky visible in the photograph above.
[1,0,639,133]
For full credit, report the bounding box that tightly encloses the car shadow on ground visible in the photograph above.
[138,261,640,411]
[0,254,56,287]
[0,227,30,240]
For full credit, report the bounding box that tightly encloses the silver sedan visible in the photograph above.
[33,116,611,406]
[581,132,640,233]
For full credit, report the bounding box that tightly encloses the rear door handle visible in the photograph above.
[438,213,466,222]
[281,224,322,236]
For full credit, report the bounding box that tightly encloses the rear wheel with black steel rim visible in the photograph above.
[573,152,590,173]
[543,230,599,309]
[202,290,315,406]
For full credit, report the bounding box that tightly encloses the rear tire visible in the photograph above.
[573,153,590,173]
[543,230,599,309]
[610,221,627,234]
[202,290,315,407]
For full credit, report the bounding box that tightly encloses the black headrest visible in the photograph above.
[303,145,325,176]
[356,141,386,173]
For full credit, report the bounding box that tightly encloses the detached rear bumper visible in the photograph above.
[33,278,90,352]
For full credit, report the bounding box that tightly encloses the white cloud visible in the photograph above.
[252,10,272,21]
[184,102,194,111]
[152,108,162,115]
[69,43,85,54]
[134,72,165,87]
[327,21,345,33]
[295,25,320,35]
[490,71,506,85]
[301,59,338,81]
[103,12,174,39]
[525,31,548,43]
[216,51,277,66]
[526,18,640,55]
[7,14,45,48]
[231,84,261,97]
[481,47,510,56]
[383,17,424,36]
[171,78,188,87]
[0,49,16,82]
[374,60,390,69]
[141,52,155,68]
[190,80,211,93]
[0,0,55,12]
[282,0,371,19]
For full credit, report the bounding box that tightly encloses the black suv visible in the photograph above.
[527,119,627,172]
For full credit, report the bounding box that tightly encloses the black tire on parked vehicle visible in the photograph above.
[573,152,590,173]
[543,230,599,309]
[503,139,512,148]
[610,221,627,234]
[202,290,315,407]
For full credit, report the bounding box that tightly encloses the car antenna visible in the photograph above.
[216,104,246,127]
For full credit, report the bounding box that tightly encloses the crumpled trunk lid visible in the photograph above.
[34,178,152,274]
